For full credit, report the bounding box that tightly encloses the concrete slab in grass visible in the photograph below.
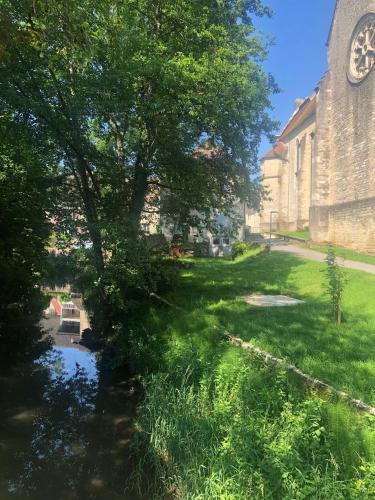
[242,295,305,307]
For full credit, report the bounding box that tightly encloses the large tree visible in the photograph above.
[0,0,277,333]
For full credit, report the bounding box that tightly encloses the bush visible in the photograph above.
[193,241,210,257]
[145,234,169,256]
[74,239,182,337]
[231,241,249,260]
[43,252,76,289]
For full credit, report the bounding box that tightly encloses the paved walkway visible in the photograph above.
[273,244,375,275]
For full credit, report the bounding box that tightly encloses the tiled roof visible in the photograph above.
[50,297,61,316]
[194,145,220,158]
[261,141,287,161]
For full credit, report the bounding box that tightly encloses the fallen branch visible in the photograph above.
[223,332,375,416]
[149,292,183,310]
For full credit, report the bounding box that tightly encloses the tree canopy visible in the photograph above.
[0,115,55,360]
[0,0,277,334]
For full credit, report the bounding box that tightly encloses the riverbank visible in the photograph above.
[4,249,375,498]
[126,250,375,498]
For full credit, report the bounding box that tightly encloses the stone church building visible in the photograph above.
[258,0,375,253]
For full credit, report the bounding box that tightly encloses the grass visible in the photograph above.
[275,229,309,240]
[307,243,375,266]
[172,250,375,404]
[272,230,375,265]
[126,249,375,498]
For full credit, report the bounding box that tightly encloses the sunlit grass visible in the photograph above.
[307,243,375,266]
[129,250,375,498]
[275,229,309,240]
[177,251,375,404]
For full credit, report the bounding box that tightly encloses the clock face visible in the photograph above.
[348,13,375,84]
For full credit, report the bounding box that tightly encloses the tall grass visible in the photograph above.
[125,251,375,498]
[132,346,375,498]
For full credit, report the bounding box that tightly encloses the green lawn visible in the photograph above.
[308,243,375,266]
[273,231,375,265]
[158,250,375,405]
[129,250,375,497]
[275,229,309,240]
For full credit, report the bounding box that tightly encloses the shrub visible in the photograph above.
[231,241,248,260]
[193,241,210,257]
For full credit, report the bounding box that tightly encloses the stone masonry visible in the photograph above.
[310,0,375,253]
[259,0,375,253]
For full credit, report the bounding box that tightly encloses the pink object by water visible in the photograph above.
[51,297,61,316]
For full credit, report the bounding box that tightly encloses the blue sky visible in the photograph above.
[255,0,337,158]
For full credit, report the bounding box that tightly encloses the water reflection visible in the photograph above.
[40,346,98,382]
[0,344,140,499]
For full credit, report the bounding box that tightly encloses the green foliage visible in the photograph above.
[193,241,210,258]
[132,345,375,499]
[231,240,249,259]
[74,240,180,336]
[126,251,375,497]
[324,248,348,325]
[0,116,55,363]
[43,253,76,289]
[0,0,278,334]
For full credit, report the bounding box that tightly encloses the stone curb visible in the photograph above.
[223,331,375,417]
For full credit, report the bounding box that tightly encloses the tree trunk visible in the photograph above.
[72,151,113,336]
[336,307,342,325]
[128,156,149,237]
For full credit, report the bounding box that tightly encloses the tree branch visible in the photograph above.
[105,113,126,166]
[147,180,183,192]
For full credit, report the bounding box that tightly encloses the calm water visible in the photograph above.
[0,342,141,499]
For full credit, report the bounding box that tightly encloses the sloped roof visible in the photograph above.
[278,91,317,141]
[194,144,220,158]
[50,297,61,316]
[261,141,287,161]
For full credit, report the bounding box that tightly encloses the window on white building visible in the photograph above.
[142,223,150,235]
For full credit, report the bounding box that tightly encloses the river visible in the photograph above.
[0,334,143,499]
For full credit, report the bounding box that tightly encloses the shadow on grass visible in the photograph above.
[159,251,375,404]
[126,252,304,386]
[214,299,375,402]
[127,251,375,494]
[176,252,304,307]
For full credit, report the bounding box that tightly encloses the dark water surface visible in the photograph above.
[0,341,141,499]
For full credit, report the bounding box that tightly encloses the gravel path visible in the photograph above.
[273,244,375,275]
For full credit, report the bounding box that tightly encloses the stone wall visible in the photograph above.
[281,115,315,231]
[259,156,282,232]
[260,110,316,233]
[310,0,375,253]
